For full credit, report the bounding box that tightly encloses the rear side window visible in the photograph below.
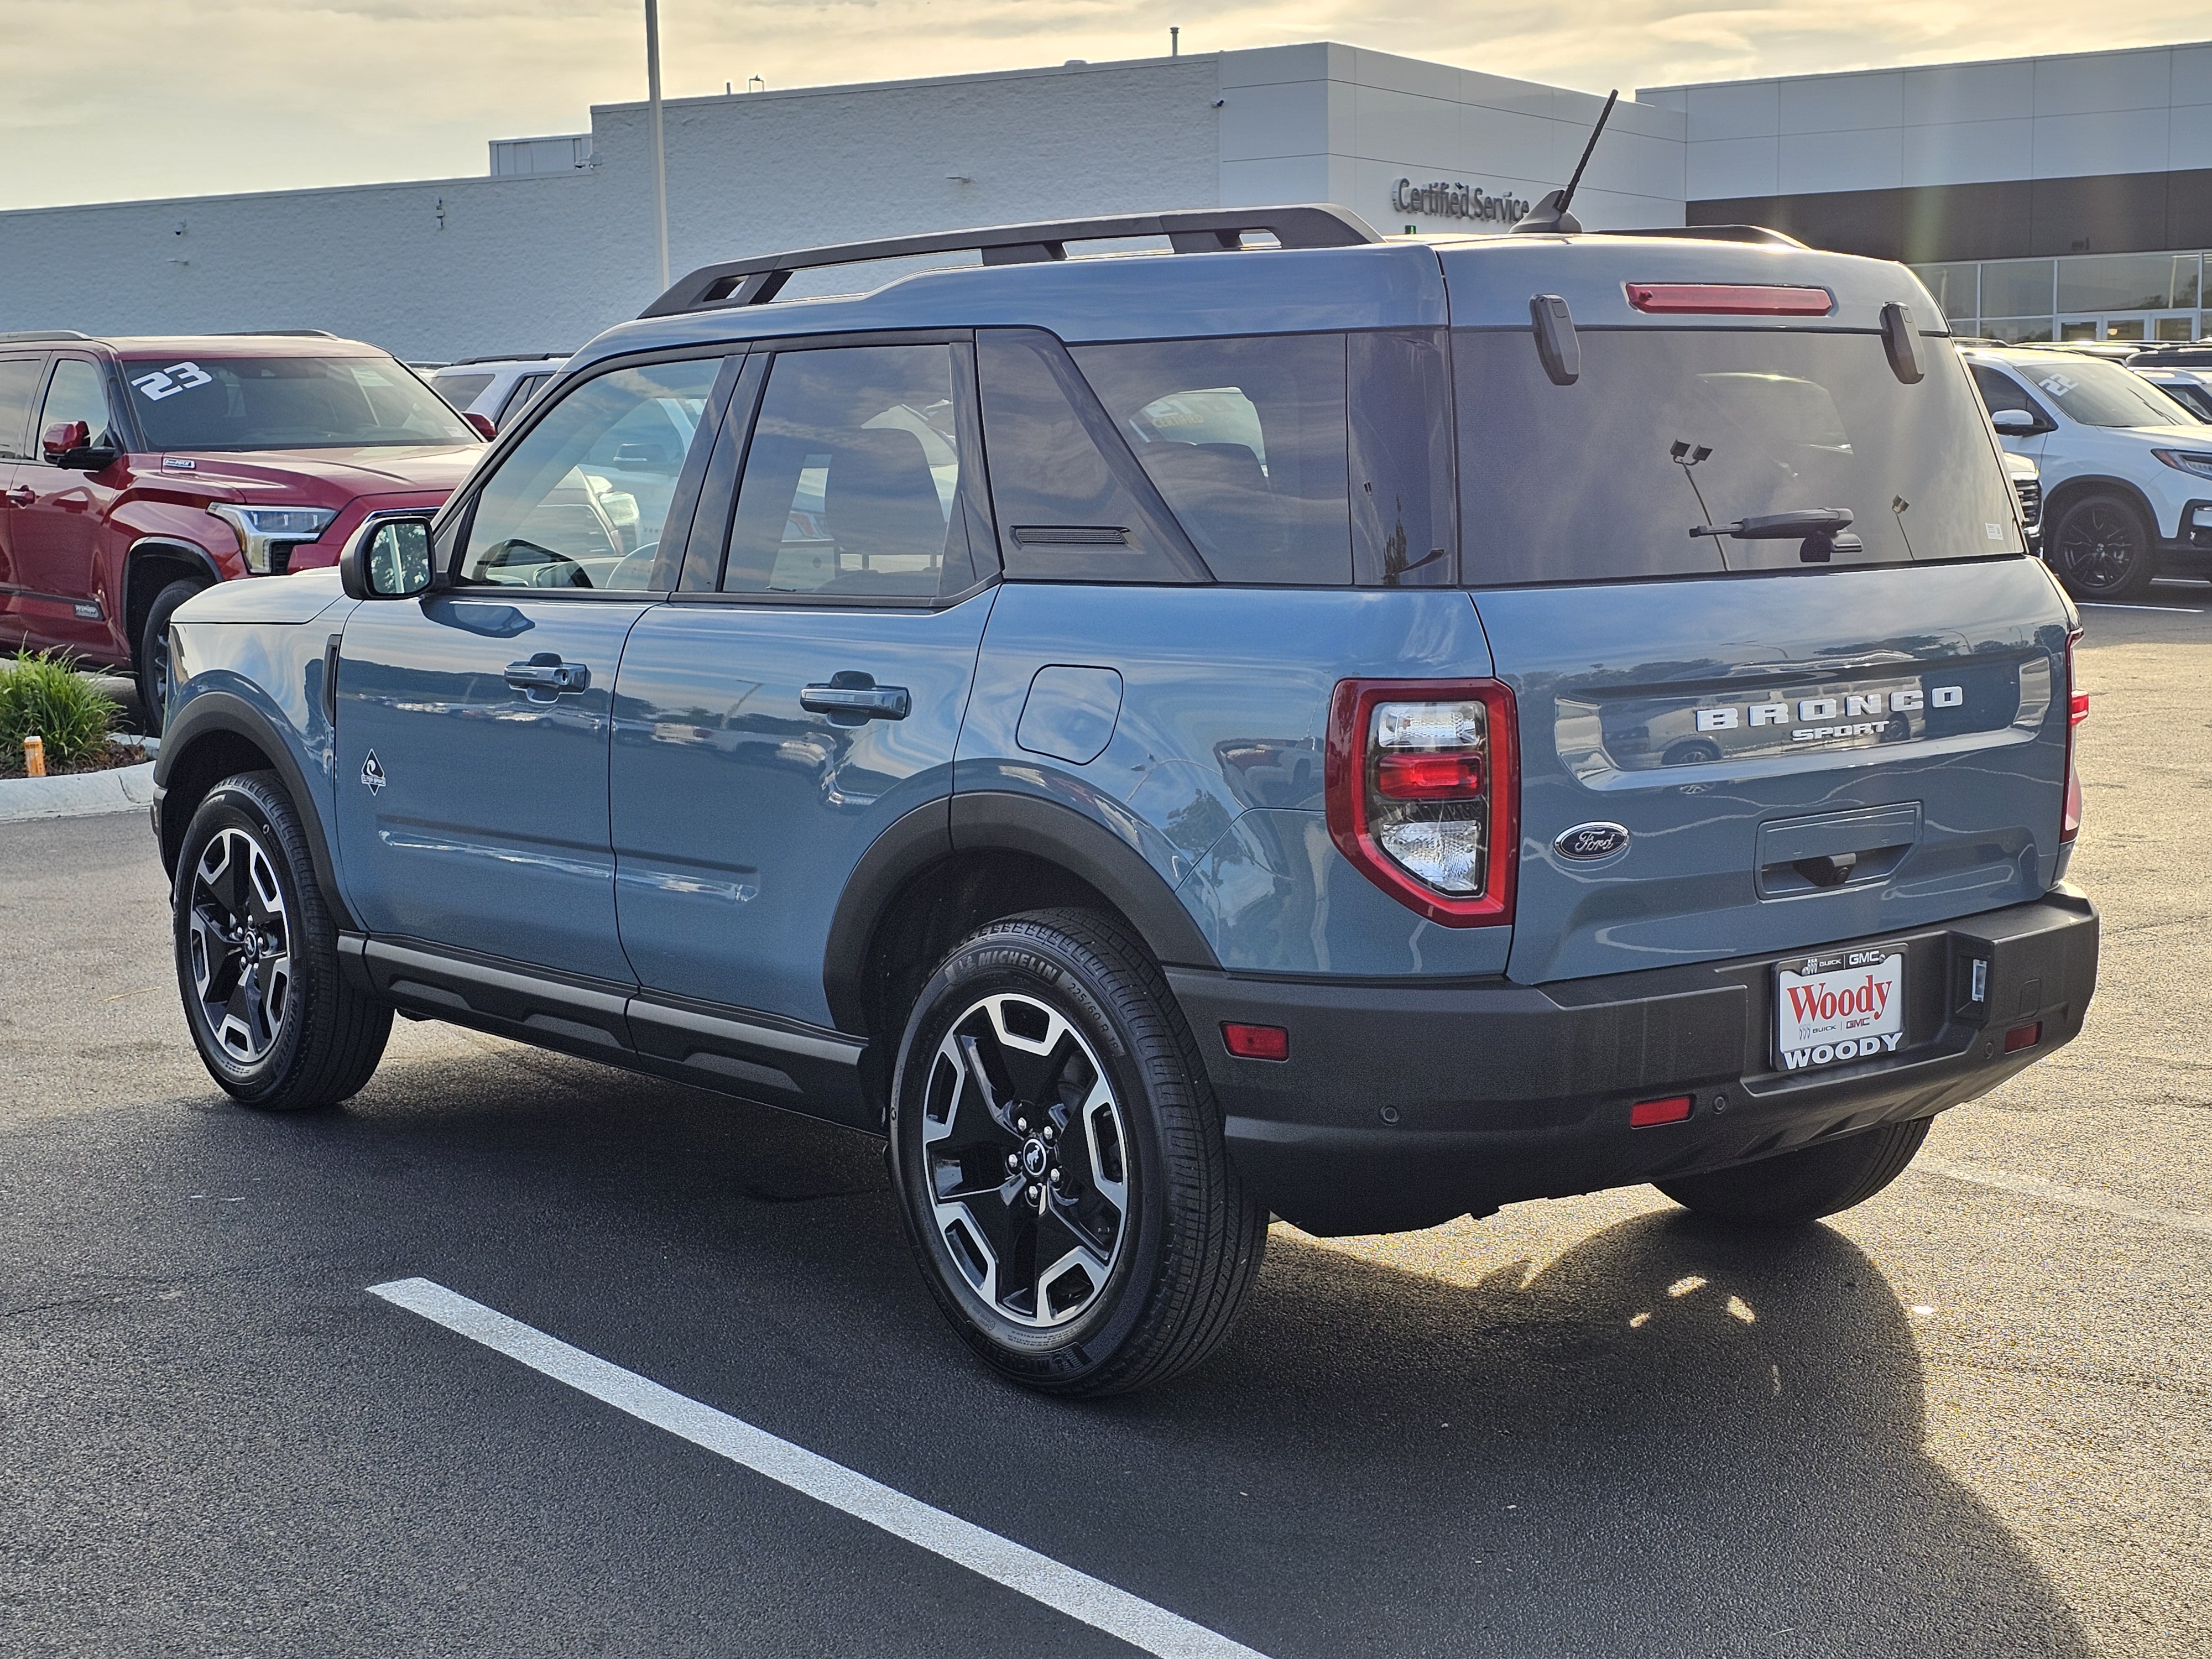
[0,356,44,459]
[1074,334,1352,585]
[1454,328,2023,583]
[721,343,978,599]
[975,330,1199,584]
[432,372,495,411]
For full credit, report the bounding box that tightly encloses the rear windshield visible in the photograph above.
[123,356,475,450]
[1454,328,2023,584]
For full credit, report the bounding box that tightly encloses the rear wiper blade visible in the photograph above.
[1688,509,1854,540]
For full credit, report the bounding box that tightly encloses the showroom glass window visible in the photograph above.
[460,358,722,590]
[721,344,978,599]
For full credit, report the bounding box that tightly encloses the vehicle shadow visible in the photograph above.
[163,1046,2095,1659]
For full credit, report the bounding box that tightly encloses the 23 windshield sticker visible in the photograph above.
[130,362,214,401]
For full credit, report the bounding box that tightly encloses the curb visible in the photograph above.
[0,760,158,825]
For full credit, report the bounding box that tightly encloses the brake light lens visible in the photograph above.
[1326,679,1518,926]
[1625,282,1835,316]
[2063,630,2085,844]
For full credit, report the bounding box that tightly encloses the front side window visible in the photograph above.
[1971,364,2048,424]
[721,344,977,598]
[38,359,120,451]
[1074,333,1352,585]
[123,356,475,450]
[460,357,722,590]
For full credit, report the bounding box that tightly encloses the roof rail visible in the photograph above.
[447,352,570,366]
[640,204,1384,318]
[0,329,95,343]
[1603,225,1806,248]
[213,329,341,338]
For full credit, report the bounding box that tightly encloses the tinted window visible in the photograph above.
[499,373,552,425]
[431,372,495,411]
[461,357,721,590]
[1349,330,1455,586]
[1454,328,2023,584]
[1971,364,2046,421]
[975,329,1197,584]
[124,356,476,450]
[39,359,119,450]
[722,344,977,599]
[0,357,46,459]
[1074,333,1350,585]
[2010,354,2195,428]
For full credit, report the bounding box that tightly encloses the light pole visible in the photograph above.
[646,0,670,292]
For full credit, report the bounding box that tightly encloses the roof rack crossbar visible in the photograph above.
[1604,225,1806,248]
[640,204,1383,318]
[212,329,341,338]
[0,329,95,343]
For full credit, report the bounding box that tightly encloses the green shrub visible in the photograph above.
[0,651,118,770]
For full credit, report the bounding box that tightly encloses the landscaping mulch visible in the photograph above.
[0,742,149,781]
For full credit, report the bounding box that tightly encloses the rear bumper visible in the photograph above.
[1168,888,2098,1236]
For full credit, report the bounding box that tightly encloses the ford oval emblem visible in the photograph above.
[1554,822,1630,861]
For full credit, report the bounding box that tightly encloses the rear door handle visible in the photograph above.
[504,654,591,698]
[800,681,910,722]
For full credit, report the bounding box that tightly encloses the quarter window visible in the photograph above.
[721,344,978,599]
[460,357,722,590]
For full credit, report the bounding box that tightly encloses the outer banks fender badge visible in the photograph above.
[1554,821,1629,860]
[361,750,386,794]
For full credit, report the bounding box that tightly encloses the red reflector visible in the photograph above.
[2004,1021,2042,1053]
[1222,1022,1289,1061]
[1625,282,1835,316]
[1375,752,1484,800]
[1630,1094,1694,1128]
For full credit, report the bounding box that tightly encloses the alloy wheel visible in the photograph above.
[2056,502,2143,594]
[186,826,293,1064]
[920,993,1130,1328]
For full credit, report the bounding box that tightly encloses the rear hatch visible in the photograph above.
[1438,236,2073,987]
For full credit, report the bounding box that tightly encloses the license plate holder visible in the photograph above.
[1774,946,1906,1074]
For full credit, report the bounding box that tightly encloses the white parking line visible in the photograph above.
[1914,1157,2212,1238]
[368,1276,1269,1659]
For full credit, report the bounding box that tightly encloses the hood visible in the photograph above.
[2115,424,2212,445]
[158,444,481,503]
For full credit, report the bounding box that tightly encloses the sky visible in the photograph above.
[4,1,2211,212]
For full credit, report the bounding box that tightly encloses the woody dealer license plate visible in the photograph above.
[1775,947,1905,1073]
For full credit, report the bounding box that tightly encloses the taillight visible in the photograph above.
[1625,282,1834,316]
[1325,679,1518,926]
[2063,630,2086,844]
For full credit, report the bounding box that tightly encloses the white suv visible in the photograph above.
[427,354,568,437]
[1963,344,2212,600]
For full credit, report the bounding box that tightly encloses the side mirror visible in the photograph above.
[463,411,497,441]
[42,420,117,471]
[341,514,437,600]
[1991,408,2041,434]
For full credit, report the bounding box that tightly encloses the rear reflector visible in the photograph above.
[1375,752,1485,800]
[1222,1022,1290,1061]
[1630,1094,1694,1128]
[1626,282,1835,317]
[2004,1022,2042,1053]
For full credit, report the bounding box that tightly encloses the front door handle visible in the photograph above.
[504,654,591,699]
[3,487,32,508]
[800,680,910,722]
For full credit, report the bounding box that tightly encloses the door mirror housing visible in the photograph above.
[342,514,437,599]
[41,420,118,471]
[1991,407,2043,434]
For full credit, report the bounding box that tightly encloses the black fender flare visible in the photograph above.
[154,688,355,930]
[821,789,1222,1035]
[122,538,223,660]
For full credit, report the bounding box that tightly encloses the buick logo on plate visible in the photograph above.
[1554,822,1630,860]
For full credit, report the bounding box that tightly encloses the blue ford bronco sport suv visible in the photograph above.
[153,204,2099,1395]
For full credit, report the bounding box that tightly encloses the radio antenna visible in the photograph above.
[1511,88,1618,235]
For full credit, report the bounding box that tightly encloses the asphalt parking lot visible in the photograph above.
[3,586,2208,1659]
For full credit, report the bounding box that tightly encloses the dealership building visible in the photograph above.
[0,38,2206,360]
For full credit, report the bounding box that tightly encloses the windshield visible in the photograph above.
[122,356,476,450]
[1454,327,2023,583]
[2010,354,2197,428]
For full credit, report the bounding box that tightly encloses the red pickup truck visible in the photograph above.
[0,331,482,729]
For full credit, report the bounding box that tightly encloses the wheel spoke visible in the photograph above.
[187,823,290,1066]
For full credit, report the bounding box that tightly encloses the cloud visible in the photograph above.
[3,0,2209,209]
